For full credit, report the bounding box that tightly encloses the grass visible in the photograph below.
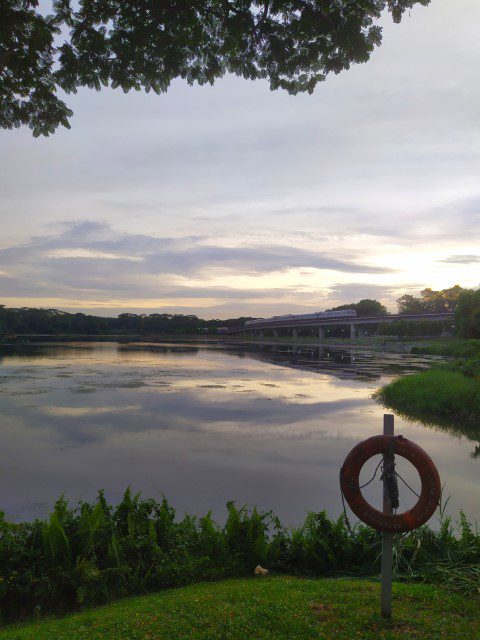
[410,338,479,358]
[375,368,480,425]
[1,576,479,640]
[376,339,480,428]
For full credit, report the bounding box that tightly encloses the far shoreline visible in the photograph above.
[0,333,458,354]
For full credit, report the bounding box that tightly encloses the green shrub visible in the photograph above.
[0,491,478,622]
[454,357,480,378]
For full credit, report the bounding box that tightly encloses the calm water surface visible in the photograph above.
[0,342,478,524]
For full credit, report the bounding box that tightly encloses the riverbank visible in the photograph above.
[2,576,478,640]
[1,491,478,623]
[411,338,480,358]
[375,339,480,426]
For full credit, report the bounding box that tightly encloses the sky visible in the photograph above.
[1,0,479,319]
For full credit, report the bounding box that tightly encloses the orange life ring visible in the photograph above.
[340,435,441,533]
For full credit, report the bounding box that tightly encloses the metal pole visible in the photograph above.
[381,414,394,619]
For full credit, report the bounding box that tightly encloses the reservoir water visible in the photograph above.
[0,341,478,525]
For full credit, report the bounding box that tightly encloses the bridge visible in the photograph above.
[226,312,454,339]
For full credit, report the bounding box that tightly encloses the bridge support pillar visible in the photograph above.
[318,327,325,342]
[273,329,279,338]
[292,328,298,339]
[350,323,355,339]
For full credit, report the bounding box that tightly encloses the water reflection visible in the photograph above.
[225,343,438,380]
[0,342,478,525]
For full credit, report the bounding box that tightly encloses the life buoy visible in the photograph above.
[340,435,441,533]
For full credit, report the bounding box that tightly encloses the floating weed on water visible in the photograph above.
[197,384,226,389]
[99,381,136,389]
[4,387,55,396]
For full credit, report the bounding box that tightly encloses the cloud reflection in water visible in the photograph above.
[0,342,478,525]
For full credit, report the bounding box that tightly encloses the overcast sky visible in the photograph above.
[1,0,479,319]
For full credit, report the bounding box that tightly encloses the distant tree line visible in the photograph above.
[375,319,453,338]
[0,306,252,336]
[396,285,466,314]
[325,295,450,338]
[327,298,388,317]
[395,286,480,338]
[1,286,478,338]
[328,289,479,338]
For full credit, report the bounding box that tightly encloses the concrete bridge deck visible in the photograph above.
[227,312,454,339]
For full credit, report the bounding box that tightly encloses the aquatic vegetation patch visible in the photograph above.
[197,384,226,389]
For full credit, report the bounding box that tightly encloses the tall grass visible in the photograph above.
[375,368,480,425]
[0,491,478,621]
[411,339,480,359]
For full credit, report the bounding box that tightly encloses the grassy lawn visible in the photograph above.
[1,577,478,640]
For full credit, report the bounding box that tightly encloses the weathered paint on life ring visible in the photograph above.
[340,435,441,533]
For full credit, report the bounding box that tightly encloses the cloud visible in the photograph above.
[142,245,393,276]
[439,255,480,264]
[4,389,368,446]
[1,0,479,315]
[0,221,395,312]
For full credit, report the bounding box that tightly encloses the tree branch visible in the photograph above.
[0,51,11,75]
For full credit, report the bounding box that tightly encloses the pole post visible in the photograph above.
[381,414,394,619]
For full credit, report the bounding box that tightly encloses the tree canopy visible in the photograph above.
[328,298,388,317]
[454,289,480,339]
[397,285,467,315]
[1,0,430,136]
[0,304,252,335]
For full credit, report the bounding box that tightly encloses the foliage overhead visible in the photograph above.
[1,0,430,136]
